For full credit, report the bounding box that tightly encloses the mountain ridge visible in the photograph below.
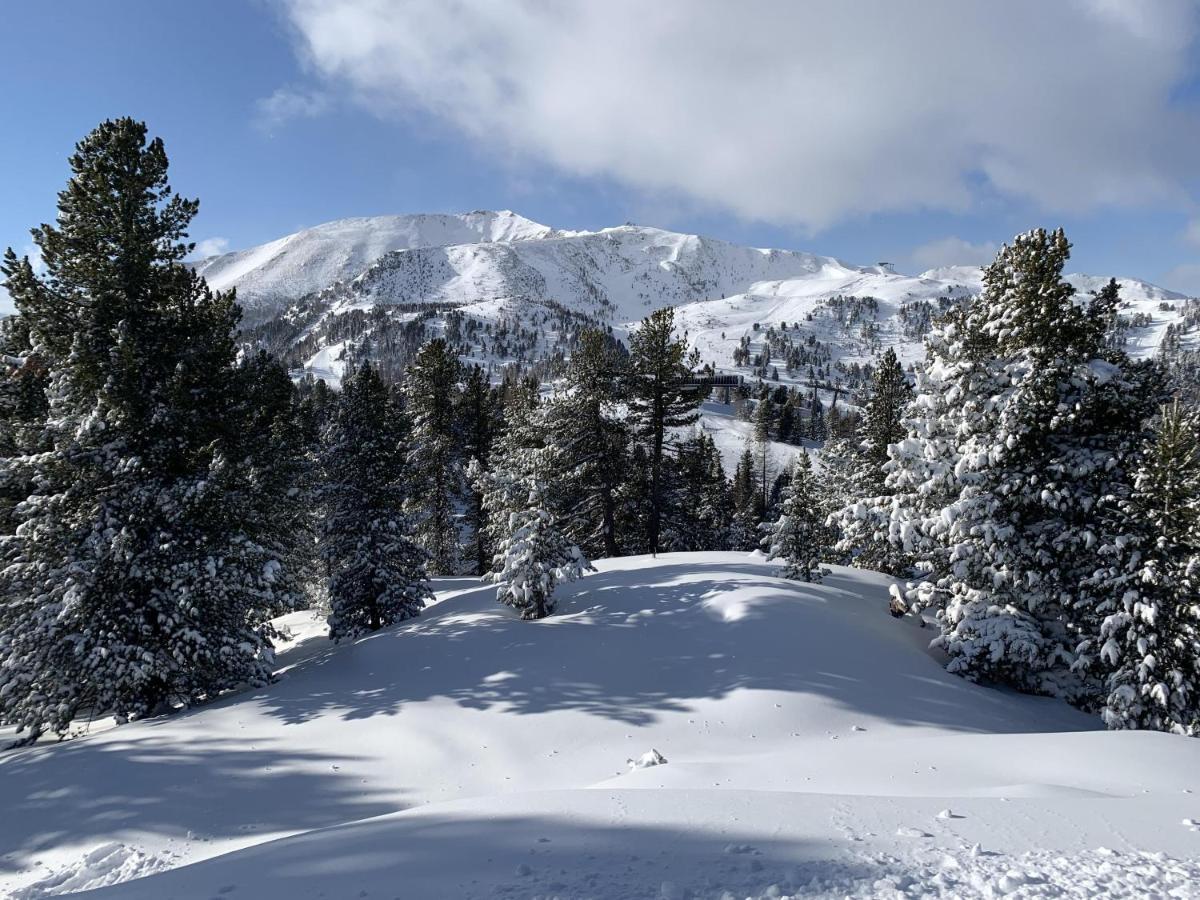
[193,211,1195,387]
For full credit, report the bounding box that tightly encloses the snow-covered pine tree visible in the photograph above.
[321,362,430,641]
[0,119,302,738]
[1085,399,1200,733]
[544,329,628,558]
[231,351,312,620]
[883,229,1162,697]
[477,380,590,619]
[0,317,48,537]
[404,338,464,574]
[762,451,829,582]
[830,348,914,575]
[626,308,703,555]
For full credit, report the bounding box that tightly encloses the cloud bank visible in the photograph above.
[911,236,999,271]
[274,0,1200,230]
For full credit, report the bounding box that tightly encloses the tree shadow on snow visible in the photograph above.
[251,559,1092,735]
[0,735,403,873]
[76,802,891,900]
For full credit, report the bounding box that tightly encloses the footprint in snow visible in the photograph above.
[896,826,932,838]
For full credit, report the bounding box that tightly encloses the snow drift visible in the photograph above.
[2,553,1198,898]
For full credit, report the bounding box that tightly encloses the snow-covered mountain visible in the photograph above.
[192,210,558,312]
[193,212,1195,386]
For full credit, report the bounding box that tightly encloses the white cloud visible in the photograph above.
[274,0,1200,230]
[1184,219,1200,248]
[189,237,230,261]
[1162,263,1200,296]
[910,236,998,271]
[255,87,330,134]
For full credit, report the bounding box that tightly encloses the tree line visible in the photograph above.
[0,120,1195,743]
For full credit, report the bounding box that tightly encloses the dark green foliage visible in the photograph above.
[404,338,464,574]
[0,118,302,737]
[546,329,628,559]
[626,308,703,554]
[321,362,430,640]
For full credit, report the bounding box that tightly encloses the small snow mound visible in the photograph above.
[937,808,962,820]
[628,748,668,770]
[896,826,932,838]
[11,843,169,898]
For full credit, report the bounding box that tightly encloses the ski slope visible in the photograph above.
[2,553,1198,898]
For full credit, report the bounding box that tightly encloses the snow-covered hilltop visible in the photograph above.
[5,553,1199,899]
[197,211,1196,385]
[192,210,558,313]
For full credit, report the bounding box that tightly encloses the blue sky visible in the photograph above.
[3,1,1200,308]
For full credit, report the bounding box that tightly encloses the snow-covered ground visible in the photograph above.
[3,553,1198,897]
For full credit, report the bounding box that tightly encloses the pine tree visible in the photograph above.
[321,363,430,641]
[830,349,914,575]
[459,365,500,576]
[404,338,463,574]
[861,348,912,467]
[752,395,774,514]
[730,448,762,550]
[477,381,589,619]
[1087,400,1200,733]
[762,452,829,582]
[626,308,702,555]
[545,329,628,558]
[0,119,301,738]
[883,228,1162,697]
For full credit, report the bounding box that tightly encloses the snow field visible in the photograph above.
[1,553,1197,897]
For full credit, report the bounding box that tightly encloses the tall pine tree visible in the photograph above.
[404,338,463,574]
[1085,400,1200,733]
[0,119,301,738]
[626,308,702,555]
[882,228,1162,698]
[477,380,589,619]
[320,362,430,641]
[545,329,628,558]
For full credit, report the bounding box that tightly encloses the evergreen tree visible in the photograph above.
[0,317,48,537]
[545,329,628,558]
[0,119,300,738]
[477,381,589,619]
[762,452,829,582]
[1086,400,1200,733]
[404,338,463,574]
[320,362,430,641]
[459,365,500,575]
[730,448,763,550]
[626,308,702,555]
[830,348,914,575]
[234,351,313,619]
[807,390,827,442]
[861,348,912,467]
[882,228,1162,698]
[752,395,774,513]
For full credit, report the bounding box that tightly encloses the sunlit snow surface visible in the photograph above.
[3,553,1198,898]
